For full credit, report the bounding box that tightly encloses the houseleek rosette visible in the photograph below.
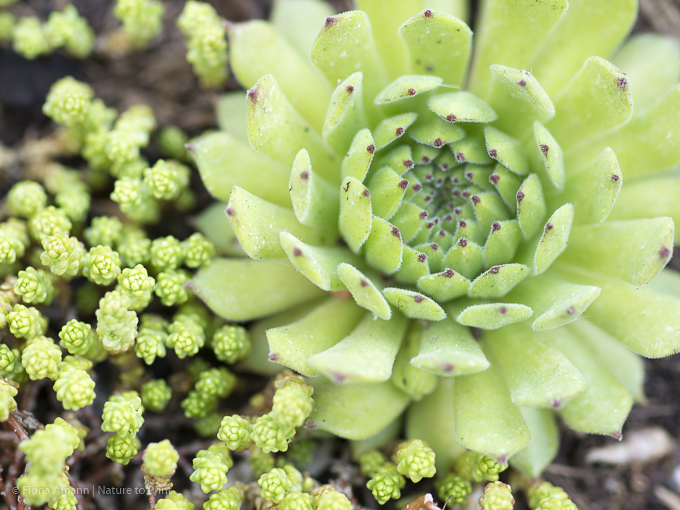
[188,0,680,477]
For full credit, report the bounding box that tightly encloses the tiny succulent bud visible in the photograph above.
[96,290,138,353]
[316,488,352,510]
[251,413,295,453]
[359,449,387,478]
[154,269,190,306]
[29,206,72,241]
[183,232,216,268]
[141,379,172,412]
[82,246,122,286]
[195,367,236,398]
[84,216,124,248]
[395,439,436,483]
[7,304,46,339]
[101,393,144,437]
[14,267,54,305]
[142,439,180,481]
[53,367,96,410]
[22,336,62,381]
[41,235,86,277]
[217,415,253,451]
[118,234,151,267]
[0,378,18,421]
[479,481,514,510]
[182,390,217,419]
[144,159,190,200]
[7,181,47,218]
[113,0,165,48]
[12,17,50,60]
[118,264,155,310]
[59,319,95,356]
[106,435,139,465]
[211,325,251,364]
[190,447,231,493]
[44,5,94,58]
[456,451,507,483]
[204,486,244,510]
[366,463,406,505]
[271,382,314,428]
[151,235,184,271]
[258,467,298,504]
[167,318,205,358]
[435,472,472,505]
[280,492,315,510]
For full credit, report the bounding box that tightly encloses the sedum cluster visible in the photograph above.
[113,0,165,48]
[189,0,680,484]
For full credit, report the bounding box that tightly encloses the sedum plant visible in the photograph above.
[189,0,680,480]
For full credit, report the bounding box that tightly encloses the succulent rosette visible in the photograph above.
[188,0,680,476]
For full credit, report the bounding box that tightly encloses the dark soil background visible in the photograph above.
[1,1,680,510]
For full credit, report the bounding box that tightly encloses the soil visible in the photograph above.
[1,1,680,510]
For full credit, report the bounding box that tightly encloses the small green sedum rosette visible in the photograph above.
[189,0,680,478]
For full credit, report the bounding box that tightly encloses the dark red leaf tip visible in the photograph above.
[545,222,553,231]
[443,269,454,278]
[398,180,409,190]
[443,363,454,372]
[499,306,507,314]
[426,222,434,229]
[454,207,462,215]
[346,85,354,93]
[489,149,498,158]
[425,174,433,181]
[442,163,449,170]
[184,143,196,153]
[458,237,468,247]
[226,207,235,216]
[395,127,405,136]
[613,431,623,441]
[452,188,460,196]
[247,87,258,104]
[540,144,549,156]
[404,159,414,168]
[611,174,619,182]
[436,178,443,186]
[430,243,439,251]
[462,190,470,199]
[413,184,422,191]
[363,189,370,197]
[293,248,302,256]
[434,218,440,224]
[413,295,424,303]
[567,306,575,315]
[424,195,432,203]
[325,16,335,27]
[459,220,467,228]
[489,266,500,274]
[268,353,280,361]
[550,398,561,409]
[332,372,346,382]
[367,144,375,154]
[360,279,368,287]
[492,221,501,232]
[517,79,527,87]
[617,76,628,88]
[419,211,428,219]
[434,138,444,148]
[489,173,500,184]
[422,155,431,163]
[391,226,401,239]
[465,172,474,180]
[659,246,671,259]
[424,9,433,17]
[300,171,309,180]
[408,88,417,96]
[455,152,465,162]
[417,253,427,263]
[446,114,457,122]
[517,191,525,203]
[471,195,481,205]
[444,214,453,222]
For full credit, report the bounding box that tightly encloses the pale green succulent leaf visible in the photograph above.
[290,149,340,227]
[280,232,362,291]
[531,0,637,97]
[510,407,559,479]
[560,148,622,225]
[483,325,586,409]
[229,20,331,131]
[530,121,565,191]
[471,191,512,234]
[383,288,446,320]
[339,177,373,252]
[374,74,443,104]
[406,378,467,474]
[307,312,407,383]
[429,91,497,123]
[488,165,522,214]
[559,218,674,288]
[453,218,486,245]
[463,165,495,192]
[267,297,365,376]
[391,203,428,243]
[375,145,415,176]
[188,258,324,322]
[417,268,470,302]
[409,117,465,147]
[551,328,633,438]
[337,263,392,320]
[608,175,680,243]
[309,380,410,440]
[570,320,645,403]
[648,268,680,300]
[352,418,402,456]
[391,322,437,400]
[555,268,680,358]
[453,343,531,462]
[190,131,291,207]
[505,274,601,331]
[364,217,404,274]
[530,203,574,274]
[342,129,376,182]
[517,174,547,240]
[270,0,334,57]
[455,300,533,330]
[468,0,568,96]
[246,75,338,183]
[323,72,369,156]
[443,239,484,279]
[576,84,680,179]
[227,186,337,259]
[415,242,444,273]
[450,136,493,165]
[483,219,521,269]
[394,245,430,284]
[368,167,408,220]
[411,315,489,376]
[399,9,472,86]
[612,33,680,110]
[310,11,387,123]
[468,263,529,299]
[487,65,555,137]
[372,112,418,151]
[484,126,529,176]
[216,92,248,141]
[548,56,632,151]
[191,202,244,257]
